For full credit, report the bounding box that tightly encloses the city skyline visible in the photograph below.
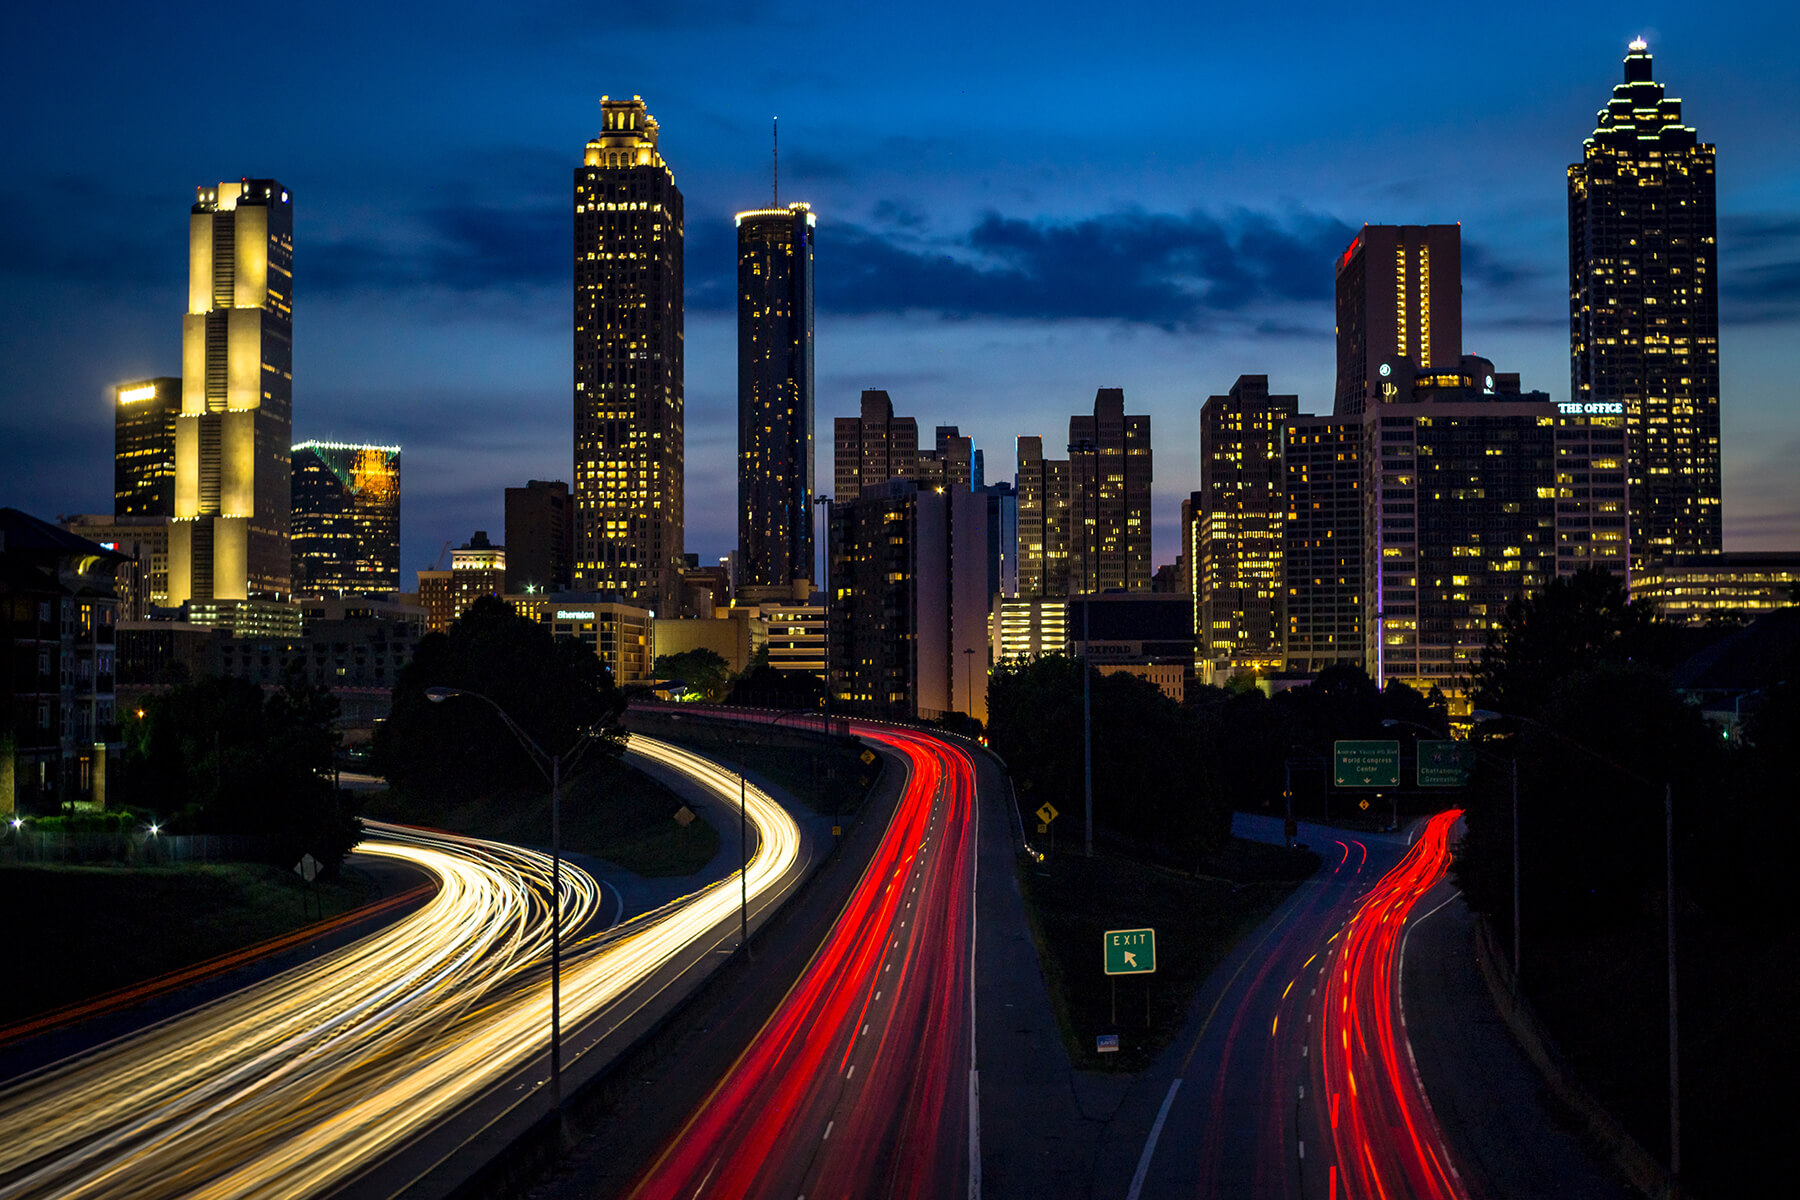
[4,5,1798,580]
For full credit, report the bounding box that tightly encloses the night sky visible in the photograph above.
[4,2,1796,579]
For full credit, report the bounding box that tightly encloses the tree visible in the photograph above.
[653,648,734,702]
[129,673,361,871]
[1471,568,1661,716]
[723,646,825,710]
[988,654,1229,860]
[373,596,626,800]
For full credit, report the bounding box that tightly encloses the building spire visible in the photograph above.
[773,116,779,207]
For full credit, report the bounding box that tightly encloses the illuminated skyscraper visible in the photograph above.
[1015,436,1070,599]
[290,441,401,597]
[1570,39,1720,567]
[574,97,684,611]
[113,377,180,517]
[1068,388,1153,594]
[169,179,293,605]
[736,202,815,588]
[1283,416,1364,675]
[1333,225,1463,417]
[1198,376,1296,682]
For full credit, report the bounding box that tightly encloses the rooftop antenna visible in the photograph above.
[772,116,779,207]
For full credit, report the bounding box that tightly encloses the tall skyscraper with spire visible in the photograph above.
[1570,39,1720,568]
[574,96,684,610]
[735,124,815,590]
[169,179,293,606]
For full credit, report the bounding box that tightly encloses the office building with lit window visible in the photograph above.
[1358,367,1624,703]
[828,480,989,722]
[1198,375,1296,683]
[1550,403,1631,579]
[992,596,1067,663]
[574,97,684,612]
[833,389,918,501]
[1334,225,1463,418]
[417,531,505,634]
[290,441,400,597]
[1631,552,1800,624]
[2,509,128,814]
[1570,40,1720,567]
[1068,388,1153,594]
[1016,436,1071,600]
[114,377,180,517]
[1283,417,1365,675]
[918,425,973,492]
[61,515,172,620]
[169,179,293,610]
[737,202,815,589]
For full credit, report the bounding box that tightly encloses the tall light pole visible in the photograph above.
[1069,438,1098,858]
[425,686,601,1117]
[1472,708,1678,1178]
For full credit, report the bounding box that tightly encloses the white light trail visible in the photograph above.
[0,734,800,1200]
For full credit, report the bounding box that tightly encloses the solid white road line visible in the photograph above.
[1124,1078,1183,1200]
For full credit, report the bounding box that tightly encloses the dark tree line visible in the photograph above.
[986,655,1453,863]
[1453,568,1799,1192]
[373,597,627,801]
[128,674,361,871]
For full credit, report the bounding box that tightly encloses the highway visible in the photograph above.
[1123,810,1467,1199]
[0,735,802,1200]
[626,723,982,1200]
[1312,809,1466,1200]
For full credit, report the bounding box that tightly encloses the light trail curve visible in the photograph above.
[627,722,981,1200]
[0,734,801,1200]
[1313,809,1467,1200]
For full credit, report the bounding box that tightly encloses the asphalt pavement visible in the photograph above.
[1400,882,1637,1200]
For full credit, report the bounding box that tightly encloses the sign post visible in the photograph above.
[1105,928,1156,1030]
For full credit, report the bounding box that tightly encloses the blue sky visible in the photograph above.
[3,1,1796,575]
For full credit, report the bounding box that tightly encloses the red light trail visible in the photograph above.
[627,724,979,1200]
[1314,809,1466,1200]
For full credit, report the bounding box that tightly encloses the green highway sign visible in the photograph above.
[1334,740,1401,787]
[1104,928,1157,975]
[1418,740,1473,788]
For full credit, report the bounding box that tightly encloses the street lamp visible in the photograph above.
[425,685,601,1117]
[1471,707,1680,1180]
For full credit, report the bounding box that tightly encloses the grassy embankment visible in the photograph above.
[358,755,720,877]
[1020,834,1319,1072]
[0,862,381,1026]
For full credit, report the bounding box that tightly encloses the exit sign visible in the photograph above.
[1104,928,1157,975]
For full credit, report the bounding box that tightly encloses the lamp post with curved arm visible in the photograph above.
[424,686,604,1117]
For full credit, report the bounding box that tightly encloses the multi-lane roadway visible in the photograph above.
[0,734,803,1200]
[1122,810,1468,1199]
[627,723,983,1200]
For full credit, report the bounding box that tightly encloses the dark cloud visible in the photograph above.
[0,177,181,289]
[689,206,1357,329]
[310,200,568,297]
[1462,239,1541,292]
